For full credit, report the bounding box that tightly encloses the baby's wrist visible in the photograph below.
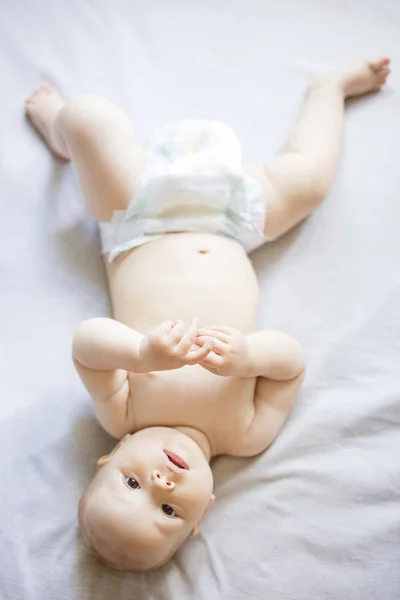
[136,339,153,372]
[238,338,254,378]
[133,336,160,372]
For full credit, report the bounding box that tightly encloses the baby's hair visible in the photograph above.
[78,488,136,571]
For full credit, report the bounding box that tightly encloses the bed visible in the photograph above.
[1,1,400,598]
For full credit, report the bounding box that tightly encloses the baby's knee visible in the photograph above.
[55,95,118,140]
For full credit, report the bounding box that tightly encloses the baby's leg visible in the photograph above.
[247,57,391,240]
[26,85,146,222]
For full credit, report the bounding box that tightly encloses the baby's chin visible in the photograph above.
[162,425,213,465]
[120,425,212,471]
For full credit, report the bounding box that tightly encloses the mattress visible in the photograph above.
[1,1,399,598]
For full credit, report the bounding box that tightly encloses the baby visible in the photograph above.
[26,57,391,571]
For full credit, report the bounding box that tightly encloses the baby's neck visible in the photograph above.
[175,426,212,462]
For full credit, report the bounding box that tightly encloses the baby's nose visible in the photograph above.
[151,470,175,491]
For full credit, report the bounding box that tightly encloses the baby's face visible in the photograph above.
[83,427,214,569]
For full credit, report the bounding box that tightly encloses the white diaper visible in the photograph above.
[99,120,268,262]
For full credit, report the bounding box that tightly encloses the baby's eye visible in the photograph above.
[161,504,176,517]
[125,477,140,490]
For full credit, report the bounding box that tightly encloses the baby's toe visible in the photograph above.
[369,57,391,74]
[25,93,37,104]
[377,67,391,83]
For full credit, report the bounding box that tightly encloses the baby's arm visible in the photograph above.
[72,318,144,438]
[239,371,305,456]
[196,327,305,456]
[73,317,214,437]
[242,330,305,380]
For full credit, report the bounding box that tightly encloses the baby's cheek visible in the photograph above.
[184,483,212,512]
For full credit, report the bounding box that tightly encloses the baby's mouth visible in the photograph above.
[164,450,189,470]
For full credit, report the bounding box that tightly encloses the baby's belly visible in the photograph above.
[105,233,259,334]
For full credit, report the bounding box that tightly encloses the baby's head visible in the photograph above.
[79,427,215,571]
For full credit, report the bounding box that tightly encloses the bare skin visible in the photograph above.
[26,57,391,570]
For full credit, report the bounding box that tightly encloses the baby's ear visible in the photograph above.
[191,494,216,536]
[96,434,131,469]
[96,454,111,468]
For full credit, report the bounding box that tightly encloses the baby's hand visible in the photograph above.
[139,317,214,372]
[196,326,250,376]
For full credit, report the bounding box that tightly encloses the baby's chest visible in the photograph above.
[129,367,256,448]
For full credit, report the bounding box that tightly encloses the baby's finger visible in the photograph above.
[200,351,225,368]
[158,320,175,335]
[185,340,214,365]
[157,319,175,332]
[200,364,219,374]
[196,335,226,355]
[166,319,184,344]
[176,317,199,354]
[197,328,230,343]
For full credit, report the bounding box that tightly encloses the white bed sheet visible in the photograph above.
[1,1,400,598]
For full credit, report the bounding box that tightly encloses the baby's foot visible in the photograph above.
[25,83,69,160]
[314,57,391,99]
